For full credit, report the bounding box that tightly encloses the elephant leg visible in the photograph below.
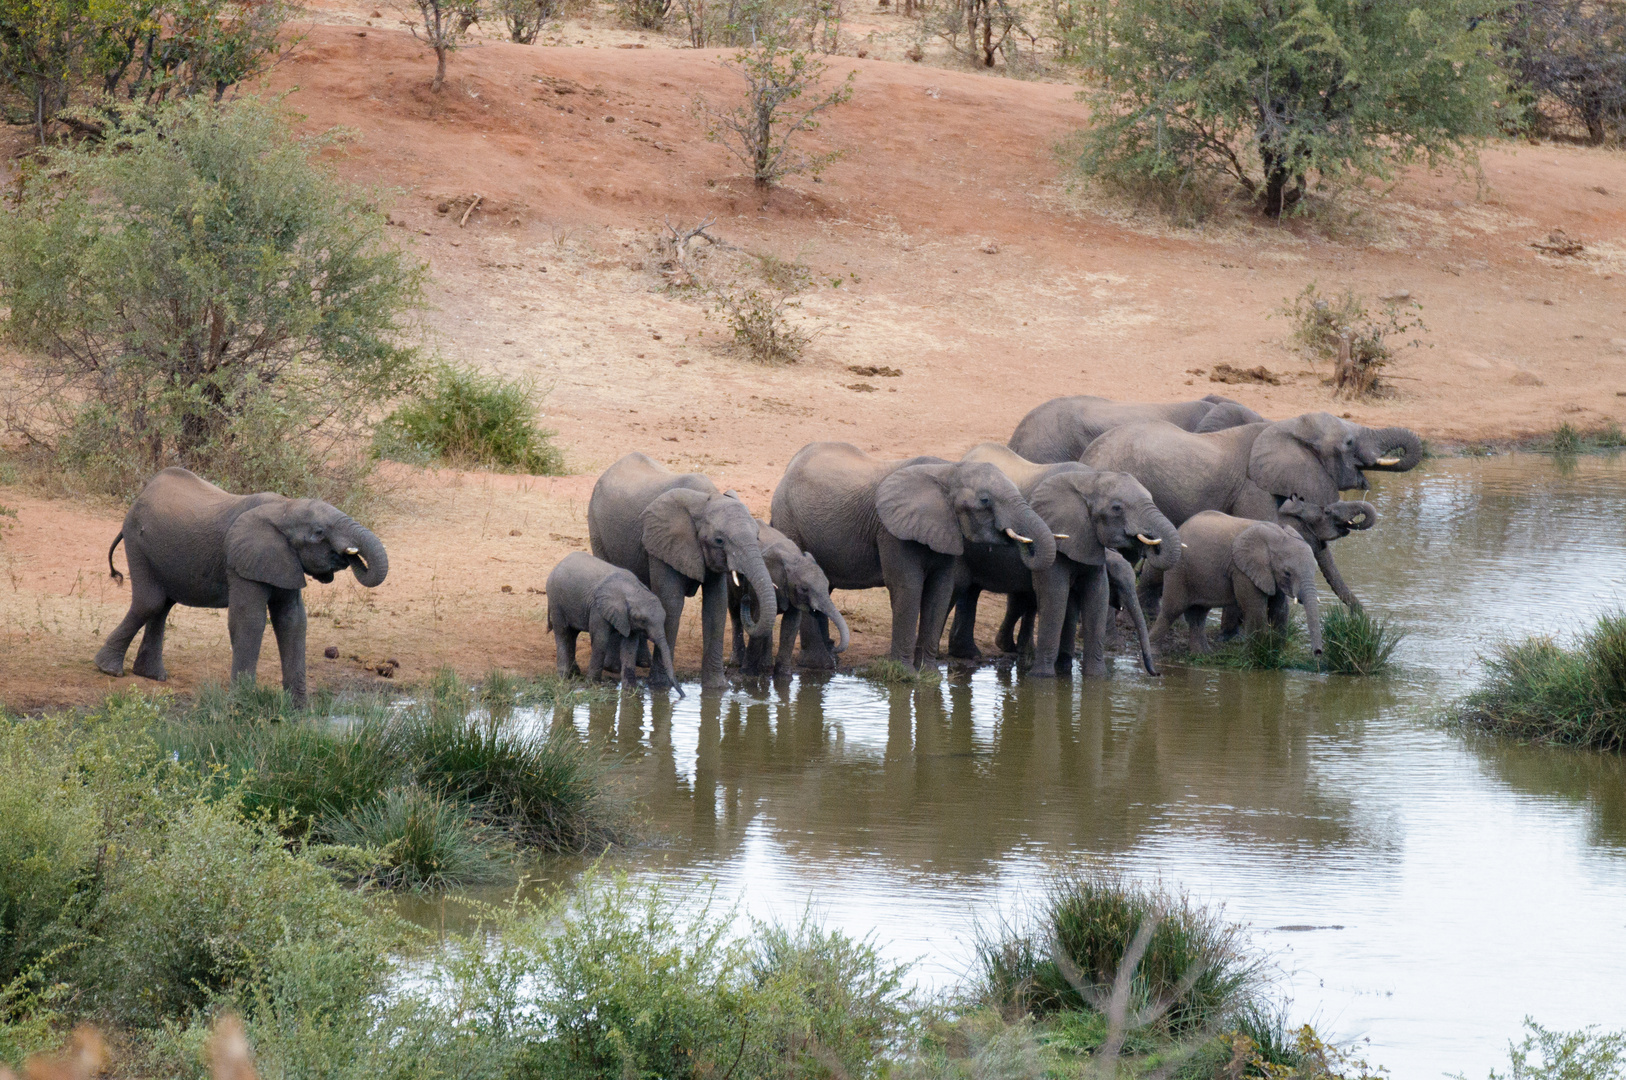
[879,536,927,668]
[1233,574,1272,637]
[587,623,611,682]
[619,634,640,689]
[268,588,308,708]
[1186,607,1212,653]
[742,616,773,676]
[129,600,176,682]
[1078,565,1111,677]
[1267,591,1291,634]
[646,561,689,688]
[1058,586,1081,672]
[1315,545,1362,612]
[96,560,168,678]
[994,595,1025,655]
[1138,563,1165,626]
[947,583,983,660]
[1218,605,1243,641]
[699,573,728,689]
[772,611,798,675]
[915,564,957,667]
[227,575,272,689]
[554,626,581,678]
[1150,571,1188,654]
[1031,566,1072,678]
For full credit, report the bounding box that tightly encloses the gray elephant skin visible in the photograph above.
[770,442,1056,671]
[1079,411,1420,606]
[1275,496,1376,609]
[1008,394,1266,464]
[949,444,1179,677]
[588,452,775,690]
[95,467,389,706]
[728,521,850,676]
[547,552,683,695]
[1151,511,1322,656]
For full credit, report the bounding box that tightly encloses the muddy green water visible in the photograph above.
[464,456,1626,1077]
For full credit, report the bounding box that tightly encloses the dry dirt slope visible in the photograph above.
[2,18,1625,706]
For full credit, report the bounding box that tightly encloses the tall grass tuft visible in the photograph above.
[1320,605,1404,676]
[323,786,511,891]
[1192,622,1305,672]
[1455,613,1626,751]
[974,871,1263,1039]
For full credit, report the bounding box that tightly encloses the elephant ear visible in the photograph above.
[1233,525,1279,595]
[592,579,634,637]
[1249,416,1340,503]
[876,463,962,555]
[225,502,307,591]
[641,488,710,581]
[1030,473,1103,564]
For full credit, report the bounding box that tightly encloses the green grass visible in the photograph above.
[1178,605,1401,676]
[1454,614,1626,751]
[858,657,943,686]
[1540,421,1626,456]
[323,786,511,891]
[375,363,566,474]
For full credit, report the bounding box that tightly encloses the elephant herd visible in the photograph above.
[93,393,1423,702]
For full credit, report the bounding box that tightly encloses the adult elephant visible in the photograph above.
[1009,394,1266,464]
[949,444,1179,677]
[588,453,775,690]
[770,443,1056,671]
[1080,412,1421,602]
[95,467,389,707]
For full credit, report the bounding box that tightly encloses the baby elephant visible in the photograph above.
[1151,511,1323,656]
[727,522,850,676]
[547,552,684,696]
[96,467,389,707]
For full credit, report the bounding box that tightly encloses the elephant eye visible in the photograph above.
[714,536,725,545]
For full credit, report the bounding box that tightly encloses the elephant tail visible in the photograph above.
[107,532,125,587]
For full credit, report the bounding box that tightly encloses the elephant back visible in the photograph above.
[588,452,721,583]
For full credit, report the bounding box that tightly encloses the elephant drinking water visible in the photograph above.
[727,521,850,676]
[94,467,389,707]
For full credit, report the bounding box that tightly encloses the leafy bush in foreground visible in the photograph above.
[375,364,565,474]
[0,99,424,508]
[1455,614,1626,752]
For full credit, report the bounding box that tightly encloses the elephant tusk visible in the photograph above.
[1004,527,1033,544]
[731,571,741,588]
[1376,456,1401,466]
[1051,533,1070,539]
[1136,533,1162,546]
[345,547,359,555]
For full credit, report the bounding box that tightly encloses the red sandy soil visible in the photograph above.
[3,3,1624,708]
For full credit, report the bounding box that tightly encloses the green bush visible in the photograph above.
[1463,1018,1626,1080]
[1454,614,1626,752]
[323,786,511,891]
[1320,605,1404,676]
[0,98,423,508]
[376,364,565,474]
[974,871,1262,1038]
[1070,0,1504,218]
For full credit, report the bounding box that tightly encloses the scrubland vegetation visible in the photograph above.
[1455,614,1626,752]
[1178,605,1404,677]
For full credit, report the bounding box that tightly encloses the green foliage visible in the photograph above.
[375,364,565,475]
[712,282,811,363]
[859,657,943,686]
[616,0,672,28]
[974,870,1263,1038]
[1454,614,1626,751]
[1320,605,1404,676]
[699,38,855,187]
[1465,1019,1626,1080]
[495,0,560,42]
[1542,422,1626,456]
[406,0,486,92]
[323,786,511,890]
[1279,283,1427,371]
[1069,0,1505,218]
[0,98,424,507]
[1188,620,1307,672]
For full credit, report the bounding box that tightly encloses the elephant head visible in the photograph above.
[1194,395,1267,433]
[1029,469,1180,571]
[1277,496,1378,547]
[595,577,684,698]
[1234,523,1322,655]
[876,461,1057,571]
[225,498,389,591]
[1249,413,1424,502]
[641,488,775,638]
[769,542,850,655]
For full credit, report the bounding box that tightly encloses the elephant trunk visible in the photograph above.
[1136,508,1182,571]
[342,521,389,588]
[1334,500,1378,531]
[739,563,777,640]
[655,634,684,698]
[1359,427,1424,472]
[818,595,850,654]
[1010,504,1057,572]
[1300,586,1323,656]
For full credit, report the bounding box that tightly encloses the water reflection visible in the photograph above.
[503,456,1626,1077]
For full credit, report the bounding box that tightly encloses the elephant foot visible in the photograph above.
[131,660,167,682]
[948,643,983,661]
[94,653,125,678]
[1027,665,1057,679]
[700,671,729,690]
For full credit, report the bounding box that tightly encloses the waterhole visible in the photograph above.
[416,455,1626,1077]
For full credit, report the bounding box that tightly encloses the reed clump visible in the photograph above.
[1182,605,1401,676]
[1454,614,1626,752]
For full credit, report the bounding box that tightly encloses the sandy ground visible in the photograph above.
[3,2,1625,707]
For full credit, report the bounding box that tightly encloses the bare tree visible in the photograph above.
[402,0,482,92]
[697,38,855,187]
[493,0,557,42]
[1504,0,1626,143]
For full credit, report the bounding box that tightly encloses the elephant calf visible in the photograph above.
[1150,511,1323,656]
[95,467,389,707]
[727,522,850,676]
[546,552,683,695]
